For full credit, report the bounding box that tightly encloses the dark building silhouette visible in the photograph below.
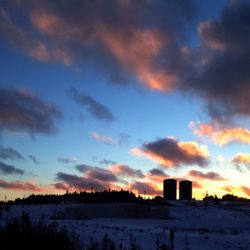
[179,180,192,200]
[163,179,177,200]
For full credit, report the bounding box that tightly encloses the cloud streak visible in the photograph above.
[29,155,39,164]
[0,161,24,175]
[191,122,250,146]
[70,87,115,122]
[0,145,24,160]
[89,131,114,145]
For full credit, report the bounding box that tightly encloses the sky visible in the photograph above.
[1,0,250,201]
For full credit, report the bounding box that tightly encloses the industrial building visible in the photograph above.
[163,179,177,200]
[179,180,192,200]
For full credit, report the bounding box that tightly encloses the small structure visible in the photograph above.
[179,180,192,200]
[163,179,177,200]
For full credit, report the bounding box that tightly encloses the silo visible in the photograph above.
[179,180,192,200]
[163,179,177,200]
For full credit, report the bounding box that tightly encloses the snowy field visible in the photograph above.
[1,201,250,250]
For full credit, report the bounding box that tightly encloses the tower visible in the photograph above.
[179,180,192,200]
[163,179,177,200]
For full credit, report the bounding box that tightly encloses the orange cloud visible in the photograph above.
[97,26,177,91]
[131,137,209,168]
[231,153,250,170]
[241,186,250,197]
[191,122,250,146]
[30,9,177,91]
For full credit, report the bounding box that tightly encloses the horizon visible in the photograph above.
[1,0,250,201]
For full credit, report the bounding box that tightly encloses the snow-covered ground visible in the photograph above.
[1,201,250,250]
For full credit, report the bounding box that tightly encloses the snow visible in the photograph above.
[1,201,250,249]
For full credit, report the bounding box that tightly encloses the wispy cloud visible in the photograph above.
[58,157,78,164]
[190,122,250,146]
[0,145,24,160]
[0,161,24,175]
[89,131,114,145]
[29,154,39,164]
[70,87,115,122]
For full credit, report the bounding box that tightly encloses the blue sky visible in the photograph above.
[1,0,250,200]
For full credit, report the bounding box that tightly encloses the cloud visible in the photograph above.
[129,181,161,196]
[231,153,250,170]
[29,154,39,164]
[191,122,250,146]
[131,137,209,168]
[0,145,24,160]
[53,182,69,191]
[0,0,194,90]
[70,87,115,122]
[186,1,250,123]
[58,157,78,164]
[99,159,117,165]
[118,133,130,146]
[76,164,118,182]
[148,168,168,177]
[0,88,62,135]
[56,172,107,191]
[188,170,226,181]
[108,164,144,178]
[2,1,250,124]
[241,186,250,197]
[0,161,24,175]
[89,131,114,145]
[0,179,42,191]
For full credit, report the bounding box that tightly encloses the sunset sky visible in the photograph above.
[1,0,250,201]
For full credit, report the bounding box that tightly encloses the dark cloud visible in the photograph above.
[76,164,118,182]
[58,157,77,164]
[29,154,39,164]
[130,181,161,196]
[99,159,117,165]
[186,1,250,123]
[0,179,42,191]
[148,168,168,177]
[188,170,226,181]
[0,161,24,175]
[0,145,24,160]
[141,137,209,168]
[56,172,107,191]
[69,87,115,122]
[0,88,62,135]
